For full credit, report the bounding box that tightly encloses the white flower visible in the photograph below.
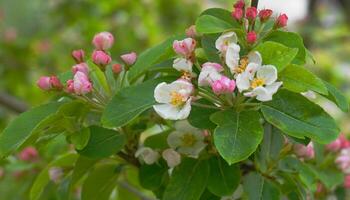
[153,80,194,120]
[167,121,206,158]
[215,31,238,53]
[135,147,160,165]
[198,62,223,86]
[162,148,181,168]
[173,58,193,73]
[238,65,283,101]
[229,51,262,77]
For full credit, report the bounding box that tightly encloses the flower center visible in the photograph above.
[181,71,192,81]
[170,91,185,106]
[251,78,265,88]
[235,57,249,74]
[181,133,197,147]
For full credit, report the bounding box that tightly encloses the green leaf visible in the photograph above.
[81,163,120,200]
[128,35,183,82]
[30,153,78,200]
[188,99,217,130]
[196,15,233,34]
[255,41,298,72]
[78,126,125,159]
[88,60,111,95]
[210,110,263,164]
[201,34,221,63]
[207,156,240,196]
[243,172,280,200]
[322,81,349,112]
[70,155,99,189]
[144,131,171,149]
[309,166,344,189]
[69,127,90,150]
[139,162,168,190]
[200,190,220,200]
[163,158,209,200]
[200,8,239,27]
[261,90,339,144]
[263,31,306,64]
[102,78,173,128]
[0,102,62,158]
[280,64,328,95]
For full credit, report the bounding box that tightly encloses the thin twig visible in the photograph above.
[0,92,28,113]
[118,181,156,200]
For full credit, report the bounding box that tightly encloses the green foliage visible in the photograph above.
[139,162,168,190]
[322,81,349,112]
[196,15,233,34]
[188,99,217,129]
[262,90,339,143]
[210,110,263,164]
[243,172,280,200]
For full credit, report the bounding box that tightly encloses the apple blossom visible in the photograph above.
[227,50,262,77]
[71,49,85,63]
[275,14,288,28]
[172,38,196,59]
[326,134,348,152]
[215,31,238,53]
[73,71,92,95]
[167,121,206,158]
[18,147,39,162]
[293,142,315,160]
[72,63,89,75]
[162,148,181,168]
[233,0,245,9]
[245,7,258,21]
[247,31,257,44]
[185,25,197,38]
[336,148,350,173]
[259,9,273,22]
[120,52,137,65]
[112,63,122,74]
[153,80,193,120]
[49,76,63,90]
[211,76,236,95]
[37,76,51,91]
[173,58,193,74]
[232,8,243,21]
[135,147,159,165]
[66,79,75,93]
[198,62,223,86]
[92,31,114,50]
[92,50,112,68]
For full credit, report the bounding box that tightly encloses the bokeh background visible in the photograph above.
[0,0,349,199]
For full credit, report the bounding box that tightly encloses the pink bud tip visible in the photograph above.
[258,9,273,22]
[233,0,245,8]
[92,50,112,69]
[73,71,92,95]
[293,143,315,160]
[276,14,288,28]
[231,8,243,21]
[202,62,223,72]
[49,76,63,90]
[345,175,350,188]
[92,32,114,50]
[18,147,39,162]
[211,76,236,95]
[112,64,123,74]
[120,52,137,65]
[37,76,51,91]
[66,79,75,93]
[71,49,85,63]
[245,7,258,21]
[172,38,196,59]
[185,25,197,38]
[72,63,89,76]
[247,31,257,44]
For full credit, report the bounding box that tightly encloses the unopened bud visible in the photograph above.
[92,50,112,70]
[247,31,257,44]
[92,32,114,50]
[71,49,85,63]
[258,9,273,22]
[232,8,243,21]
[245,7,258,21]
[275,14,288,28]
[185,25,197,38]
[120,52,137,65]
[37,76,51,91]
[112,64,123,74]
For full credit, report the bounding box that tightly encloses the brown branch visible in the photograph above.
[251,0,259,8]
[117,151,141,167]
[0,92,28,113]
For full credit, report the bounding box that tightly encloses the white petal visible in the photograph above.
[245,63,259,80]
[225,43,240,72]
[257,65,278,85]
[248,51,262,66]
[215,32,238,52]
[154,82,171,103]
[236,72,251,92]
[167,131,184,149]
[245,86,273,102]
[265,82,283,95]
[173,58,193,72]
[198,70,222,86]
[176,98,192,119]
[153,99,191,120]
[162,148,181,168]
[170,80,194,97]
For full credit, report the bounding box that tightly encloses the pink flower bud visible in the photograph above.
[185,25,197,38]
[18,147,39,162]
[232,8,243,21]
[340,134,350,148]
[173,38,196,59]
[66,79,75,93]
[326,136,342,152]
[73,71,92,95]
[247,31,257,44]
[258,9,273,22]
[72,63,89,75]
[92,50,112,68]
[49,76,63,90]
[202,62,223,72]
[71,49,85,63]
[92,32,114,50]
[275,14,288,28]
[120,52,137,65]
[37,76,51,91]
[344,175,350,188]
[245,7,258,21]
[233,0,245,8]
[293,143,314,160]
[211,76,236,95]
[336,148,350,173]
[112,64,123,74]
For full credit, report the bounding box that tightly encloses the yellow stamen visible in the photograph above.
[170,92,185,106]
[181,133,197,147]
[251,78,265,88]
[234,57,249,74]
[181,71,192,81]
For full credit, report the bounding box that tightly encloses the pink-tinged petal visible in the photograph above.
[120,52,137,65]
[92,32,114,50]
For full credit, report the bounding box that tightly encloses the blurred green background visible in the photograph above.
[0,0,349,199]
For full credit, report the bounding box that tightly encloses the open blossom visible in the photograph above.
[173,38,196,59]
[293,143,315,160]
[92,50,112,67]
[275,14,288,28]
[167,121,206,158]
[211,76,236,95]
[92,32,114,50]
[73,71,92,95]
[173,58,193,74]
[215,31,238,53]
[198,62,223,86]
[72,63,89,75]
[162,148,181,168]
[71,49,85,63]
[153,80,193,120]
[120,52,137,65]
[336,148,350,173]
[135,147,159,165]
[18,147,39,162]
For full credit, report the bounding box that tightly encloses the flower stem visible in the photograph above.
[192,102,221,110]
